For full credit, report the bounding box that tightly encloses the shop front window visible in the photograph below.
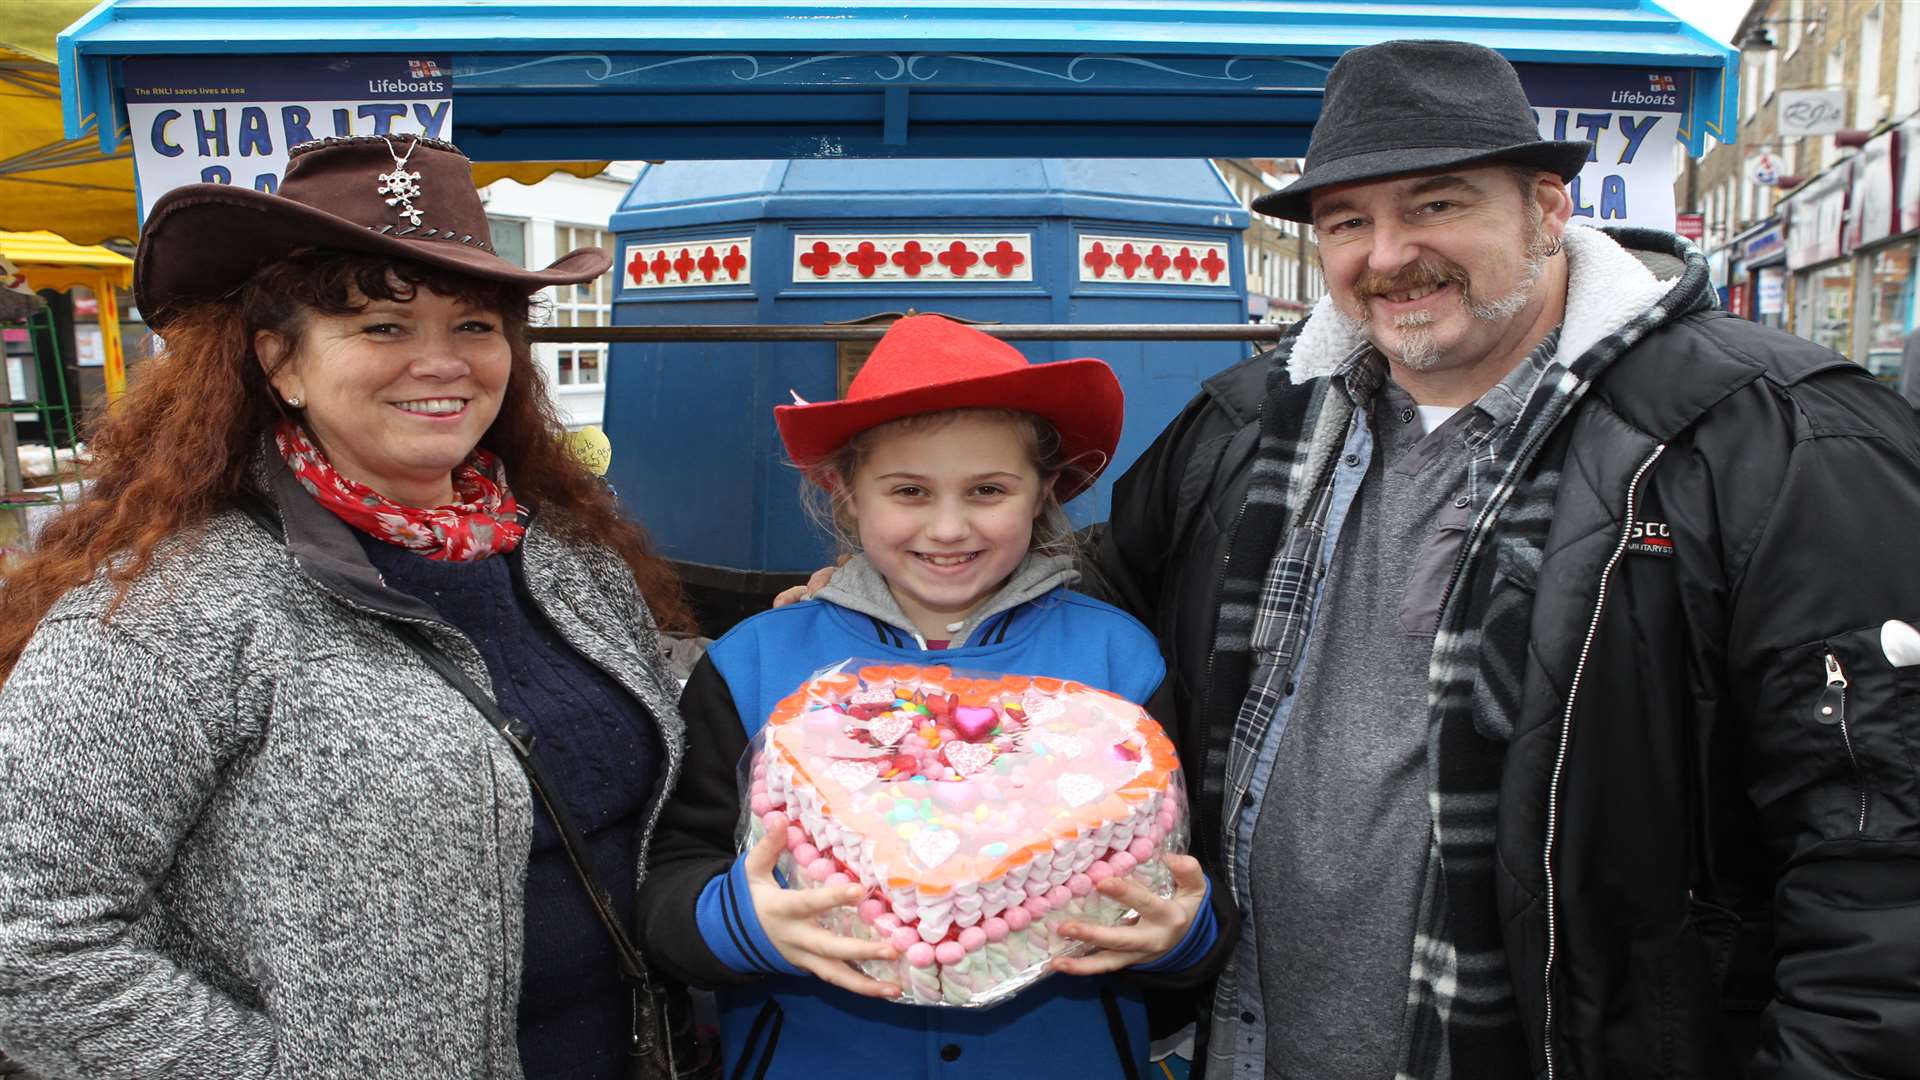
[550,224,609,386]
[1858,242,1915,384]
[1808,263,1854,359]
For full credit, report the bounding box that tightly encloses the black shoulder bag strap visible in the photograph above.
[240,500,693,1078]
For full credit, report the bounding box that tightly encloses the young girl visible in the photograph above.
[637,315,1229,1078]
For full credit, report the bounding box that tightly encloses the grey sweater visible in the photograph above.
[0,462,684,1079]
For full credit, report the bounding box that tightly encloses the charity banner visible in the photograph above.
[1515,64,1686,231]
[122,56,453,220]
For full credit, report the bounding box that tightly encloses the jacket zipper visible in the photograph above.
[1541,442,1665,1080]
[1816,652,1867,833]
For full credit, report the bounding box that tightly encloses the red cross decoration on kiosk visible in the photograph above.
[1078,234,1228,286]
[799,241,842,276]
[787,234,1029,282]
[937,241,979,277]
[983,240,1025,277]
[847,241,888,277]
[892,240,934,276]
[1083,241,1114,278]
[624,237,754,289]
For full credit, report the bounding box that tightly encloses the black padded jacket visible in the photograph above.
[1093,232,1920,1079]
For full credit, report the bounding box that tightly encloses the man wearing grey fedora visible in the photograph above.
[1095,38,1920,1080]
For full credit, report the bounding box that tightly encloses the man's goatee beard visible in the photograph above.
[1338,243,1551,373]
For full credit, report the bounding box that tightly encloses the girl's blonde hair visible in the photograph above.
[799,408,1099,561]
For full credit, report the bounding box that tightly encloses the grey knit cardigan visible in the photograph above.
[0,462,686,1078]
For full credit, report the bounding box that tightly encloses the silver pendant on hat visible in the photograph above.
[377,135,425,227]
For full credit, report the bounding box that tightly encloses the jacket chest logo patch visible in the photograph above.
[1627,519,1673,558]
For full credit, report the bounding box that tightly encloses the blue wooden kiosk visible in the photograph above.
[605,157,1246,593]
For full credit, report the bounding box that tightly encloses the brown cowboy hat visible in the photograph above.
[134,135,610,327]
[775,314,1124,503]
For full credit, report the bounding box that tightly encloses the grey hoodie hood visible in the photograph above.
[813,551,1080,648]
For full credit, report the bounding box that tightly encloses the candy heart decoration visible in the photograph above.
[1040,733,1084,758]
[910,827,960,868]
[829,759,881,790]
[1023,696,1067,722]
[1057,772,1103,808]
[943,741,998,777]
[952,705,999,741]
[867,714,915,746]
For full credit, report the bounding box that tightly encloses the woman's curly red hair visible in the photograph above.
[0,251,692,682]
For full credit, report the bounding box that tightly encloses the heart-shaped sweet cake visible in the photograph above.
[743,663,1187,1006]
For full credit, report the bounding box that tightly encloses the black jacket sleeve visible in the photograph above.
[636,654,761,988]
[1713,371,1920,1078]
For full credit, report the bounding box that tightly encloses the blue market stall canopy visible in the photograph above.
[60,1,1739,162]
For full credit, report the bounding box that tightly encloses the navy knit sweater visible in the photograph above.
[357,534,662,1080]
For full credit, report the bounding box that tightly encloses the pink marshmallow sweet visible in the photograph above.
[749,793,773,815]
[875,913,903,933]
[1127,837,1155,862]
[792,843,820,865]
[762,810,790,835]
[1004,907,1032,931]
[786,825,808,849]
[805,859,835,882]
[935,941,966,966]
[958,926,987,952]
[890,926,921,951]
[1047,885,1072,906]
[858,898,886,923]
[1025,895,1052,917]
[1067,873,1094,897]
[983,916,1010,942]
[825,872,852,887]
[907,942,936,968]
[1110,851,1138,874]
[1087,860,1114,883]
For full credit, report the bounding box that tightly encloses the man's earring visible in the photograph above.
[1541,235,1567,258]
[286,395,304,409]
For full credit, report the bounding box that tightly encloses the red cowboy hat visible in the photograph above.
[775,315,1123,503]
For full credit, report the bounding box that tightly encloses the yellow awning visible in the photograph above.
[0,3,609,247]
[0,230,132,296]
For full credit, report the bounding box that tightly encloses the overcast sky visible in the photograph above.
[1654,0,1746,45]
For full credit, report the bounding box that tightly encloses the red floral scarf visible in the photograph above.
[275,421,526,560]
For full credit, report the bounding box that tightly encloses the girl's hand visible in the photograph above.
[1048,855,1209,975]
[743,826,902,998]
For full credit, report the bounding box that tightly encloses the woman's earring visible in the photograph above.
[286,396,304,409]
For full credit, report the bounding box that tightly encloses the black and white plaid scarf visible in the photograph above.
[1208,226,1714,1079]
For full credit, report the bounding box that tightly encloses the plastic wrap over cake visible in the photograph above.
[739,661,1189,1007]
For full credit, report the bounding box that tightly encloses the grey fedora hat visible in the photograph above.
[1253,40,1592,223]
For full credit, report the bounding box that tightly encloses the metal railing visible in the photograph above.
[528,322,1289,344]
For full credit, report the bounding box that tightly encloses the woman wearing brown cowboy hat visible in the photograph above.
[0,136,701,1079]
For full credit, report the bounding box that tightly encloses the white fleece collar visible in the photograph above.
[1285,225,1679,385]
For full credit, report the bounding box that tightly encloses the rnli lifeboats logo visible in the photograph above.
[1627,520,1674,558]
